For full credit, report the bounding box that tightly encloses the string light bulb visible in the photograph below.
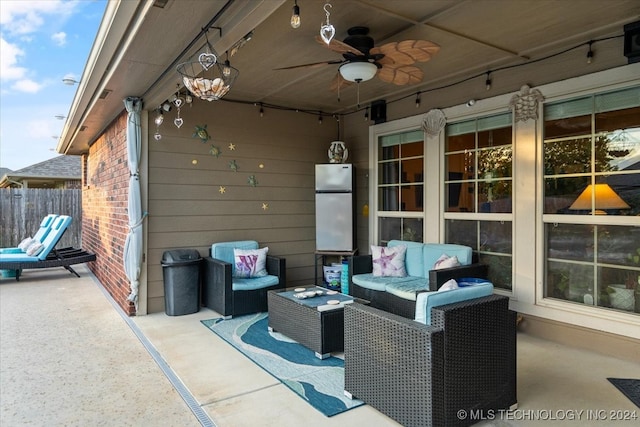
[318,114,323,124]
[485,72,492,91]
[223,52,232,77]
[259,105,264,117]
[415,92,421,108]
[154,111,164,126]
[364,107,369,122]
[587,41,594,64]
[291,0,301,29]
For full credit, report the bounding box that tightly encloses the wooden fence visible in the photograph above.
[0,188,82,248]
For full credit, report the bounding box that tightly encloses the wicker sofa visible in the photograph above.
[348,240,488,318]
[201,240,286,318]
[344,291,517,427]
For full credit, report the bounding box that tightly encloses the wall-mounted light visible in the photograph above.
[291,0,301,29]
[62,77,79,85]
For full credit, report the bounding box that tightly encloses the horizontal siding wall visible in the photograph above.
[146,100,334,313]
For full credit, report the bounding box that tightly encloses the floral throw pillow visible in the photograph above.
[233,247,269,278]
[371,245,407,277]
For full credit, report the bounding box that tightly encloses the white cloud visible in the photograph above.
[0,1,72,36]
[0,37,27,81]
[51,31,67,46]
[12,79,43,93]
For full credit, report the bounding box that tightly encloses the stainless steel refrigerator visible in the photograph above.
[315,164,355,251]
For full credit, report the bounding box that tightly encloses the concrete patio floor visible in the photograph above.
[1,265,638,426]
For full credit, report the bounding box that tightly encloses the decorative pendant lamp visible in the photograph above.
[177,31,239,101]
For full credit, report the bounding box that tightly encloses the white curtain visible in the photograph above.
[123,97,144,308]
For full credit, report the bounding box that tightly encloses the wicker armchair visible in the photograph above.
[344,294,517,427]
[202,241,286,318]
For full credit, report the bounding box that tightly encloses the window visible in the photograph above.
[444,113,513,290]
[376,130,424,244]
[445,113,513,213]
[543,86,640,314]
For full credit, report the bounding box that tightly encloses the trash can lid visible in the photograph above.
[162,249,202,265]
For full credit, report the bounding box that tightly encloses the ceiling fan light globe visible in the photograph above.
[339,62,378,83]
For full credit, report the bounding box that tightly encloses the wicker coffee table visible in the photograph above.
[267,286,361,359]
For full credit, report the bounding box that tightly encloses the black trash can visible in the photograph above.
[161,249,202,316]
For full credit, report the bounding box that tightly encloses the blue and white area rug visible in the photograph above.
[201,313,363,417]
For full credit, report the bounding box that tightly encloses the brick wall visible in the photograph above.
[82,112,135,315]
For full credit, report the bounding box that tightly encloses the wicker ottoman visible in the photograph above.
[267,286,360,359]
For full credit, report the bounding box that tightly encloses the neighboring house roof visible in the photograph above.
[0,155,81,188]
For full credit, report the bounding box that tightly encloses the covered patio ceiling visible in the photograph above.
[58,0,640,156]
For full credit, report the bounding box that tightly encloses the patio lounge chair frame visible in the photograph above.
[0,247,97,281]
[0,215,96,281]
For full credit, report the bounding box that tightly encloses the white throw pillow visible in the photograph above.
[433,254,461,270]
[26,242,45,257]
[438,279,459,292]
[371,244,407,277]
[233,247,269,278]
[18,237,35,252]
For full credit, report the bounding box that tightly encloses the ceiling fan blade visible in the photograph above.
[377,64,424,85]
[329,71,353,92]
[371,40,440,65]
[274,59,343,70]
[315,35,364,56]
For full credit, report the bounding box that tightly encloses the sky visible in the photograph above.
[0,0,106,171]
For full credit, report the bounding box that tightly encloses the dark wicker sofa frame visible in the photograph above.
[202,253,286,318]
[344,295,517,427]
[348,254,489,318]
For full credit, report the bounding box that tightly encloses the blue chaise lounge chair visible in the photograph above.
[0,214,58,254]
[0,215,96,281]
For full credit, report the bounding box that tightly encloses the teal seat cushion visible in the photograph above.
[423,243,472,270]
[211,241,258,275]
[414,281,493,325]
[352,273,421,292]
[0,248,23,254]
[385,279,430,301]
[388,240,425,277]
[232,274,280,291]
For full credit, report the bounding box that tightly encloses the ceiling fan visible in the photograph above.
[276,26,440,91]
